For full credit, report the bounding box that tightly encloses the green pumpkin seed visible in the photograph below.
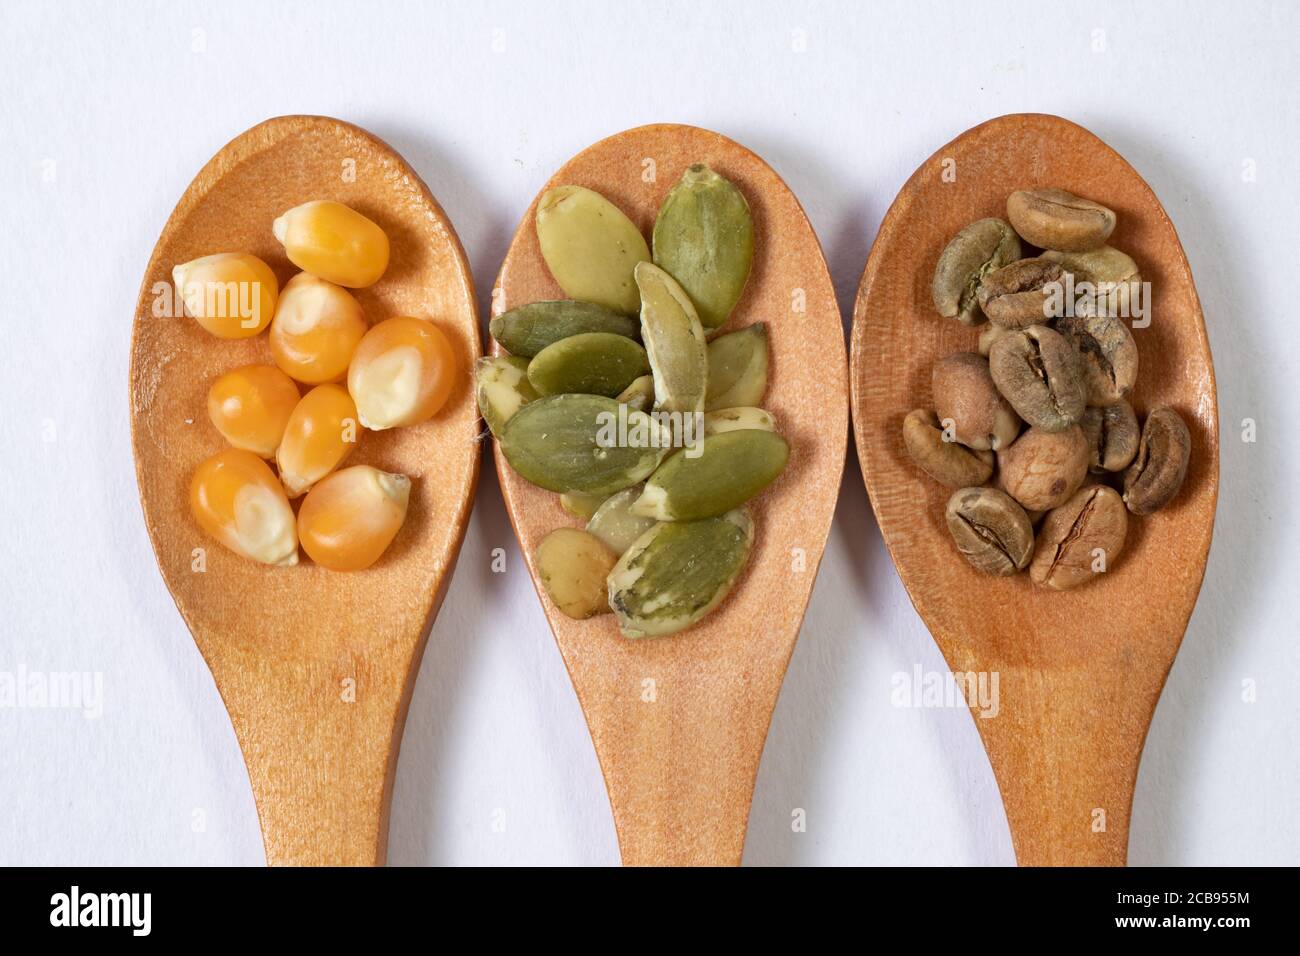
[586,484,656,555]
[652,164,754,330]
[702,406,776,436]
[535,527,617,619]
[705,323,768,410]
[631,429,789,521]
[499,393,670,495]
[535,185,649,314]
[560,491,608,520]
[616,374,655,412]
[526,332,650,397]
[633,262,708,415]
[607,509,754,638]
[474,356,538,436]
[489,300,639,357]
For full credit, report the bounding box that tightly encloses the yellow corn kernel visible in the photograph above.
[269,273,369,384]
[277,384,360,497]
[347,317,457,430]
[190,449,298,566]
[172,253,278,338]
[206,364,300,458]
[272,200,390,288]
[297,465,410,571]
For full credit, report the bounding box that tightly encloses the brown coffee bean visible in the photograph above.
[1029,484,1128,590]
[1040,245,1139,286]
[932,352,1022,451]
[1123,407,1192,514]
[977,258,1066,328]
[988,325,1085,432]
[931,218,1023,326]
[1040,246,1141,317]
[996,424,1089,511]
[978,323,1010,357]
[1080,402,1139,473]
[902,408,995,488]
[1007,188,1117,252]
[1056,313,1139,407]
[945,486,1034,576]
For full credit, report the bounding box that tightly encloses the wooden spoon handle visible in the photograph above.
[213,649,416,866]
[975,668,1154,866]
[601,747,754,867]
[584,682,772,866]
[990,754,1136,866]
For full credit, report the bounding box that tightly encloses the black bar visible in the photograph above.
[0,866,1280,941]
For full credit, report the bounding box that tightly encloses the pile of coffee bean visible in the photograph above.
[906,187,1192,590]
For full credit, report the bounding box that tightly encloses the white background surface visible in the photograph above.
[1,0,1296,866]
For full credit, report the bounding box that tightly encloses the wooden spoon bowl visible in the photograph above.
[492,125,847,865]
[851,113,1219,865]
[130,115,480,865]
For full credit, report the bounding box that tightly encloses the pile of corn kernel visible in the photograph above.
[178,200,458,571]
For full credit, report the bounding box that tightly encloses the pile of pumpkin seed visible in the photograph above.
[475,164,788,638]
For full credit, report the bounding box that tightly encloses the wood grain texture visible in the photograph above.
[493,125,847,865]
[130,116,480,865]
[850,114,1219,866]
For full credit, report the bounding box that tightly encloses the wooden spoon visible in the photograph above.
[492,125,847,865]
[851,113,1219,865]
[130,116,480,866]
